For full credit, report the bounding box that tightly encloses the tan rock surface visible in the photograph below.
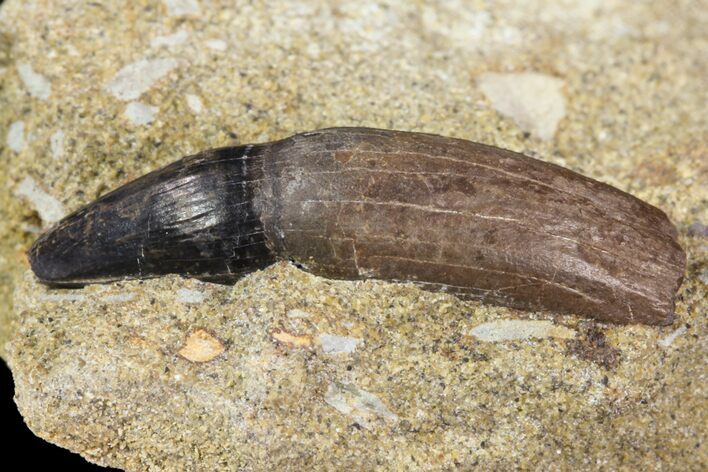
[0,0,706,469]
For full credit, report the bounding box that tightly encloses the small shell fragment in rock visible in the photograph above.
[15,176,66,225]
[17,62,51,100]
[319,334,361,354]
[470,319,576,342]
[286,309,312,319]
[324,382,398,430]
[101,292,135,303]
[658,325,688,348]
[176,288,206,304]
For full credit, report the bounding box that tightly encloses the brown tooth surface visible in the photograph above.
[258,128,685,325]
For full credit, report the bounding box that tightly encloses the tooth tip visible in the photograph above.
[28,236,58,283]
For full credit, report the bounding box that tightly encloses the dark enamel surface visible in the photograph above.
[29,145,275,285]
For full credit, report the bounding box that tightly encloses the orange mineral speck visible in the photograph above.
[272,329,312,348]
[178,328,225,363]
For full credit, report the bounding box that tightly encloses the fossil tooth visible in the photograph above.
[29,128,686,325]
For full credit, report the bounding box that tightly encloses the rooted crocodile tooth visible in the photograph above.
[29,127,686,325]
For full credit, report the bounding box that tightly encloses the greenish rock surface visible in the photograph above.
[0,0,706,469]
